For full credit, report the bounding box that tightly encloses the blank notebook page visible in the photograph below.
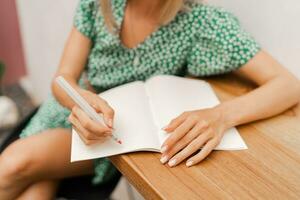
[145,75,248,150]
[71,81,160,162]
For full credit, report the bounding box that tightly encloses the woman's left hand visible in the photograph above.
[160,106,229,167]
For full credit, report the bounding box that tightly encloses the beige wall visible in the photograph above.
[17,0,300,102]
[16,0,78,102]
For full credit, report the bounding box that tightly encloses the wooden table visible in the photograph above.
[110,74,300,200]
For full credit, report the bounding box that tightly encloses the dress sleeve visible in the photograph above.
[187,6,261,76]
[73,0,97,40]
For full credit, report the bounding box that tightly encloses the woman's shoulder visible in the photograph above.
[75,0,123,14]
[185,2,240,31]
[76,0,99,10]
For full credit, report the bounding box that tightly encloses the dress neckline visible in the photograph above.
[114,0,165,51]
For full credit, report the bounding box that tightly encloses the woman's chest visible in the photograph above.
[88,27,192,73]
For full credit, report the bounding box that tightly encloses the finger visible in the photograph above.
[161,117,197,153]
[73,126,108,145]
[69,113,109,140]
[186,139,219,167]
[91,102,114,128]
[93,98,115,128]
[72,106,112,137]
[167,129,212,167]
[73,126,98,145]
[160,121,208,164]
[163,112,190,132]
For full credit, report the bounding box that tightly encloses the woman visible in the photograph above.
[0,0,299,199]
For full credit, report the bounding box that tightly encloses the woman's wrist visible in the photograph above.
[214,101,242,130]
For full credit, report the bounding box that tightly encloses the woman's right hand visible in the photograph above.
[68,89,115,145]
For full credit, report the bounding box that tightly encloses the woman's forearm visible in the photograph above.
[217,74,300,129]
[51,27,92,110]
[51,73,83,110]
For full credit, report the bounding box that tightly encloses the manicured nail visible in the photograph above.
[186,160,194,167]
[161,145,168,153]
[162,125,168,130]
[160,156,168,164]
[168,159,177,167]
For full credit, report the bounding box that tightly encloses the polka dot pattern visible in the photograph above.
[20,0,260,184]
[74,0,260,91]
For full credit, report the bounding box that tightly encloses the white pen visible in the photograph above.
[55,76,122,144]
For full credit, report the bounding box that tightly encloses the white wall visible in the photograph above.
[16,0,78,103]
[17,0,300,102]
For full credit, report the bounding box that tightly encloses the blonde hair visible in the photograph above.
[100,0,196,33]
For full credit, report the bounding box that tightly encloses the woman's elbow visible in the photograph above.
[293,80,300,101]
[51,76,60,98]
[283,72,300,103]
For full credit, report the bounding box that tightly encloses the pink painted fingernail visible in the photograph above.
[161,145,168,153]
[186,160,194,167]
[168,159,177,167]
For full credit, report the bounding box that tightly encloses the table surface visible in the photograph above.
[110,74,300,200]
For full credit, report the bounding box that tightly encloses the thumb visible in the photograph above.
[93,99,115,128]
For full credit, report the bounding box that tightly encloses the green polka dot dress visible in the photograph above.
[20,0,260,184]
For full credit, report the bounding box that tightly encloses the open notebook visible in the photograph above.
[71,75,247,162]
